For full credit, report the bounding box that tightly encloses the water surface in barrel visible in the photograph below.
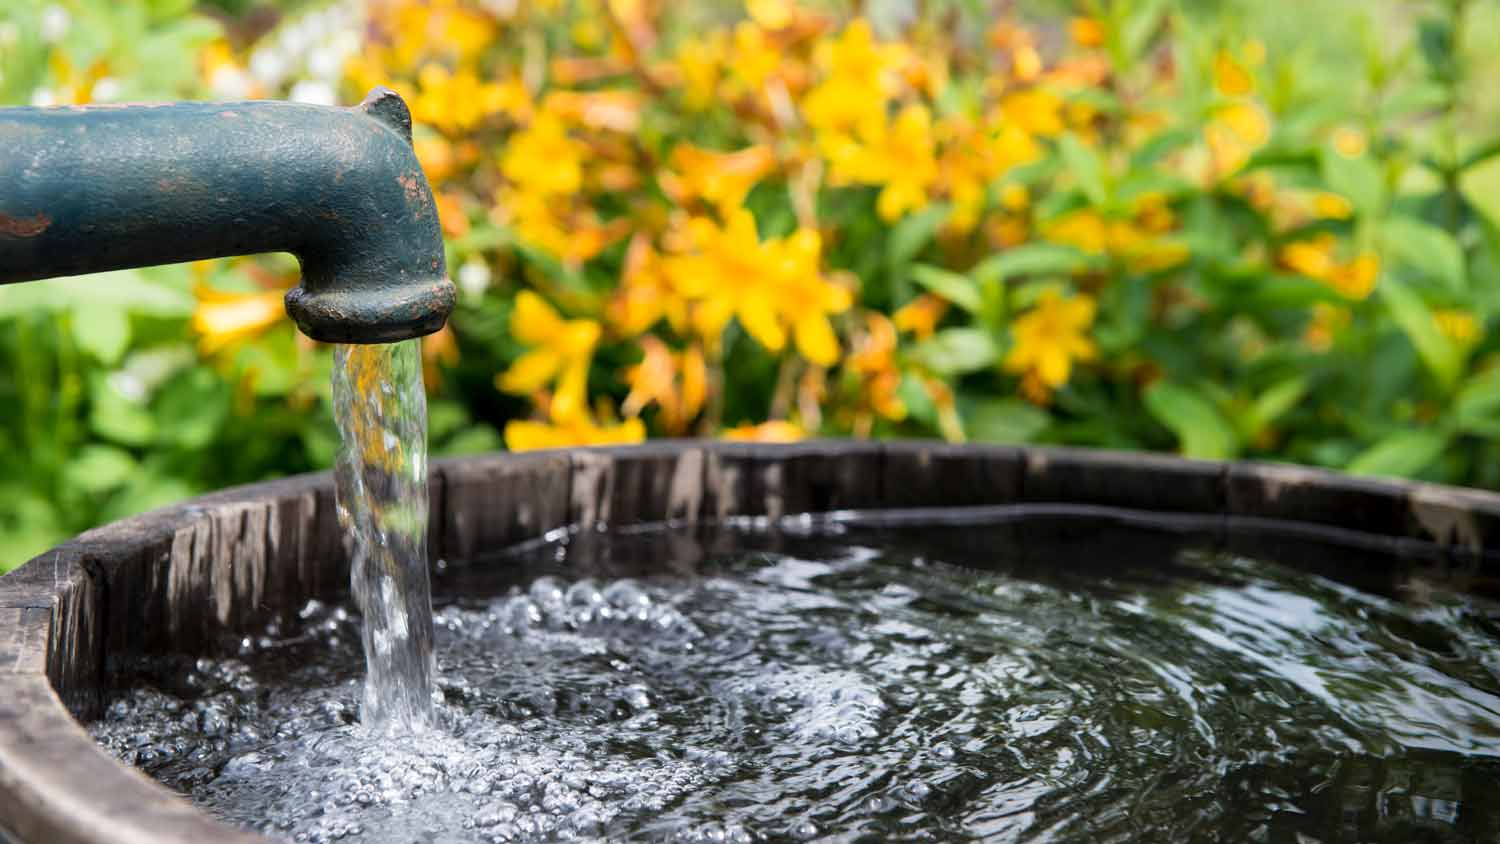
[92,518,1500,843]
[330,340,434,732]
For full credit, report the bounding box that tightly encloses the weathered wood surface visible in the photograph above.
[2,440,1499,843]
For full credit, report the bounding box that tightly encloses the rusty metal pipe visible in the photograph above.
[0,88,453,343]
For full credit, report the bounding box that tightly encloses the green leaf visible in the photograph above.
[912,328,998,376]
[909,265,981,313]
[1384,216,1466,293]
[1462,138,1500,172]
[1144,381,1238,459]
[98,471,197,524]
[1345,429,1449,478]
[1129,128,1197,169]
[1380,82,1450,123]
[1247,377,1309,435]
[73,306,131,365]
[1058,133,1108,206]
[1378,275,1462,390]
[1227,273,1347,309]
[0,269,192,317]
[437,426,504,457]
[972,244,1097,284]
[153,368,230,450]
[1320,145,1386,218]
[89,375,156,447]
[62,445,138,495]
[886,204,951,269]
[1454,368,1500,434]
[1417,16,1457,84]
[1121,0,1169,62]
[145,0,196,22]
[896,374,938,427]
[966,398,1049,444]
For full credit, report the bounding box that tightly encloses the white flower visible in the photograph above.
[249,48,290,87]
[457,259,492,299]
[39,5,70,43]
[91,77,122,102]
[290,80,337,106]
[307,47,344,81]
[209,66,253,99]
[30,88,57,107]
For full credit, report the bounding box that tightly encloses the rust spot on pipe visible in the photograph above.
[398,172,424,203]
[0,212,51,238]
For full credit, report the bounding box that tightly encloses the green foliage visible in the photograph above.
[5,0,1500,573]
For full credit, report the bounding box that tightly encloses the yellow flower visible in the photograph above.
[500,189,625,264]
[1205,101,1271,177]
[1330,254,1379,300]
[999,89,1064,137]
[1012,44,1043,82]
[501,113,585,198]
[923,376,965,442]
[1000,183,1031,212]
[1332,127,1368,159]
[608,235,687,336]
[495,290,601,422]
[663,209,850,364]
[1045,210,1108,254]
[660,144,777,217]
[191,283,290,355]
[865,104,940,221]
[1278,235,1379,300]
[43,51,112,106]
[1213,49,1254,96]
[723,420,806,442]
[543,90,645,133]
[415,135,458,184]
[1069,17,1105,48]
[746,0,794,30]
[1435,310,1482,346]
[674,32,729,111]
[1311,192,1354,220]
[621,336,707,434]
[422,324,460,389]
[802,19,905,141]
[846,313,907,424]
[1004,290,1097,391]
[937,116,1040,232]
[893,294,948,340]
[774,232,853,365]
[665,209,783,351]
[434,190,471,238]
[1280,234,1338,279]
[505,413,646,451]
[430,2,499,63]
[410,64,527,134]
[729,21,781,91]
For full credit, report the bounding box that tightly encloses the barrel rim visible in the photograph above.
[3,440,1498,843]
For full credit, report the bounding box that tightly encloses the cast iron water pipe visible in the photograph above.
[0,87,453,343]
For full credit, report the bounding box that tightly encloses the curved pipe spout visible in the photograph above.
[0,88,453,343]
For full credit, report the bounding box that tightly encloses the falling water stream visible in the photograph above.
[330,340,435,732]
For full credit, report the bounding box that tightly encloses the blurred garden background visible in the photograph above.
[3,0,1500,571]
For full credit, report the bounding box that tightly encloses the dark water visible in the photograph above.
[91,514,1500,843]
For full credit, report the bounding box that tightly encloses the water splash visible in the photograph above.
[331,340,434,732]
[92,524,1500,843]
